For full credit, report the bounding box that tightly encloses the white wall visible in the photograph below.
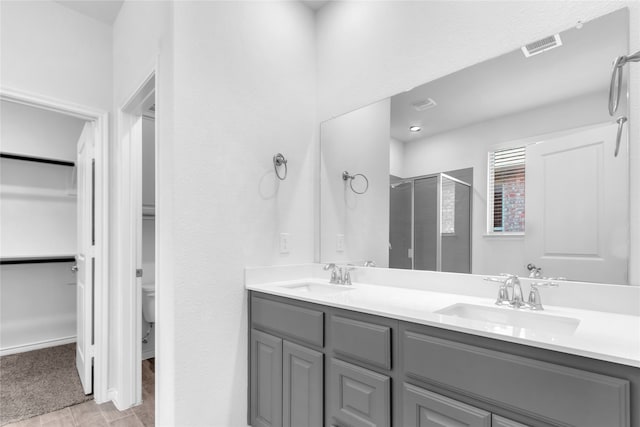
[0,0,112,111]
[320,99,391,266]
[170,3,316,424]
[142,117,156,208]
[316,0,640,285]
[389,137,404,178]
[114,1,316,424]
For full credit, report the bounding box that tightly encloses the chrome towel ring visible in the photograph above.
[273,153,287,180]
[343,170,369,194]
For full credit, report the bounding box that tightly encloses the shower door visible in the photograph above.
[440,174,471,274]
[413,176,439,270]
[389,181,413,269]
[389,172,471,273]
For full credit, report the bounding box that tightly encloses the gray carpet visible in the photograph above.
[0,343,92,426]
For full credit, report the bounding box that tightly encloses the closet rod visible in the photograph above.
[0,152,75,167]
[1,256,76,265]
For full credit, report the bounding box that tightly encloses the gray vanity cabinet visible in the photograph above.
[403,383,491,427]
[283,341,323,427]
[250,329,283,427]
[492,415,532,427]
[250,295,325,427]
[249,291,638,427]
[328,358,391,427]
[250,330,324,427]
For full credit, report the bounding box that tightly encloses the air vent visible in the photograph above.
[412,98,437,111]
[521,34,562,57]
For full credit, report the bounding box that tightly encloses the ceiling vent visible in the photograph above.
[412,98,437,111]
[521,34,562,57]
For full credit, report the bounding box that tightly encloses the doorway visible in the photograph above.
[0,88,110,423]
[115,72,157,417]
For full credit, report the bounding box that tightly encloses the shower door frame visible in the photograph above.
[392,172,472,272]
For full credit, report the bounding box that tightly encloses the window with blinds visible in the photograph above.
[488,146,526,233]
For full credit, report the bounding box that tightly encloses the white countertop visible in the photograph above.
[247,278,640,368]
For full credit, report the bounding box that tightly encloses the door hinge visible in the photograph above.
[136,269,143,278]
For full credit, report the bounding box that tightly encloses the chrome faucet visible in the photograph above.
[505,275,526,309]
[323,263,355,285]
[527,263,542,279]
[323,263,340,284]
[484,274,526,308]
[527,280,559,311]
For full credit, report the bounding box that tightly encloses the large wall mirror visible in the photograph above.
[320,8,631,285]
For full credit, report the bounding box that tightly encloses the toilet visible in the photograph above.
[141,283,155,323]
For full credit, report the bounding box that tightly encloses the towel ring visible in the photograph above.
[342,171,369,194]
[273,153,287,180]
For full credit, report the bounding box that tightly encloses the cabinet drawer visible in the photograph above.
[329,358,390,427]
[403,383,491,427]
[403,330,630,427]
[252,296,323,347]
[492,415,531,427]
[331,315,391,370]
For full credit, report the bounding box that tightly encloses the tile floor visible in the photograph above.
[5,359,155,427]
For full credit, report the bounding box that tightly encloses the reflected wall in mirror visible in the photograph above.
[320,8,631,284]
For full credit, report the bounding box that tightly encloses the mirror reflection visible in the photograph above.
[320,8,630,284]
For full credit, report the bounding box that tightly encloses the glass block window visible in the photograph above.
[488,147,525,233]
[441,178,456,234]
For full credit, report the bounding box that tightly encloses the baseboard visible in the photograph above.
[108,388,120,407]
[0,336,76,356]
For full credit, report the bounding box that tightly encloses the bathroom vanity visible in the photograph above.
[246,275,640,427]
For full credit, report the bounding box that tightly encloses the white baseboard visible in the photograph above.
[0,336,76,357]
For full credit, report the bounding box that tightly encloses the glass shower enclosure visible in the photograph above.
[389,172,472,273]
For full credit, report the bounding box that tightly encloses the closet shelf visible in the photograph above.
[1,152,75,167]
[0,256,76,265]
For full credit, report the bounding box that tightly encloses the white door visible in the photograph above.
[525,123,628,284]
[76,122,95,395]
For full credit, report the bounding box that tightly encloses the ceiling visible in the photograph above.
[390,9,628,142]
[55,0,328,25]
[55,0,124,25]
[300,0,331,11]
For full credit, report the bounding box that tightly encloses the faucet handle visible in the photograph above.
[484,276,511,305]
[528,280,559,310]
[531,280,560,288]
[323,263,336,271]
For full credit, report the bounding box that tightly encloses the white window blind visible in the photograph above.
[488,147,526,233]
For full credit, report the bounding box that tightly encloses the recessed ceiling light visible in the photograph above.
[409,126,422,132]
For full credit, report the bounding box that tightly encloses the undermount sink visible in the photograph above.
[280,282,354,296]
[435,303,580,336]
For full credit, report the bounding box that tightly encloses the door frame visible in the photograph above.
[0,86,110,404]
[113,69,157,410]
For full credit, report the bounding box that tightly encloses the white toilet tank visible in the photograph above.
[142,283,155,323]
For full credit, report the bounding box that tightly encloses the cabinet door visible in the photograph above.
[492,415,531,427]
[251,329,282,427]
[403,383,491,427]
[329,358,390,427]
[283,341,323,427]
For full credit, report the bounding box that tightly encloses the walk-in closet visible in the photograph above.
[0,100,87,354]
[0,99,92,425]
